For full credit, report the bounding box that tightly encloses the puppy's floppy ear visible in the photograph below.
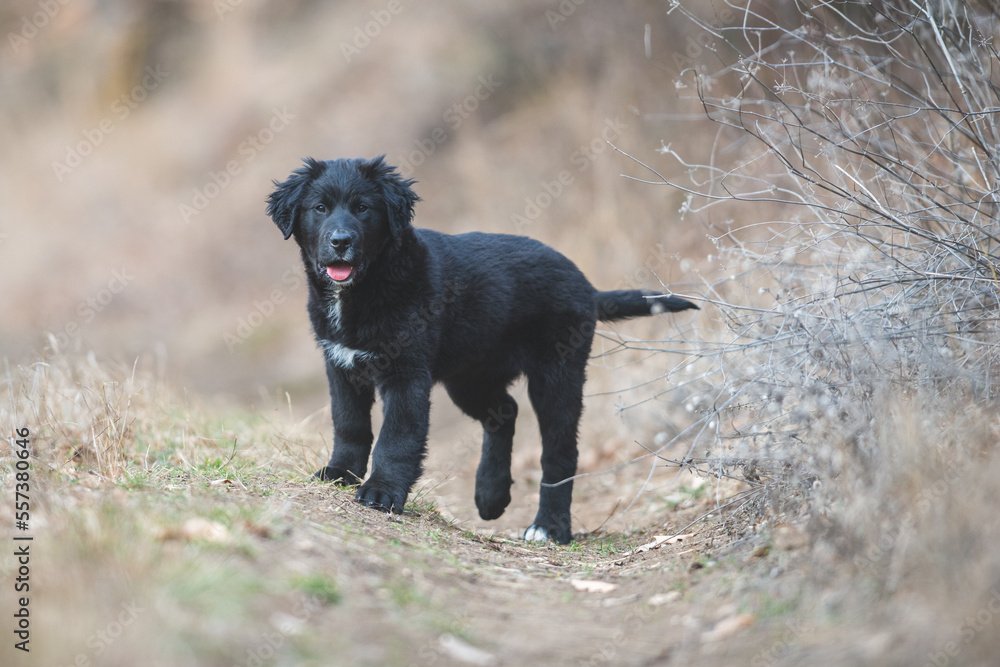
[361,155,420,243]
[266,158,325,239]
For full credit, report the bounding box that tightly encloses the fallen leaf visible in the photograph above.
[241,520,272,539]
[78,474,103,489]
[158,517,230,543]
[571,579,618,593]
[773,523,808,550]
[648,591,682,606]
[635,533,694,553]
[438,633,496,665]
[702,613,756,642]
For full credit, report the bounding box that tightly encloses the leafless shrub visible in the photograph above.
[621,0,1000,583]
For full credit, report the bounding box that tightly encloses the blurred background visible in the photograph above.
[0,1,709,453]
[5,4,999,662]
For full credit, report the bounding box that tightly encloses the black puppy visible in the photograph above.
[266,156,696,544]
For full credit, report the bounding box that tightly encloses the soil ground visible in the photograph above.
[1,367,984,667]
[0,417,845,667]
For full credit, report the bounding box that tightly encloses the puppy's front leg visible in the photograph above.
[316,362,376,484]
[356,372,432,513]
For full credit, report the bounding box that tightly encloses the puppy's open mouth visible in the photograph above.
[325,261,356,283]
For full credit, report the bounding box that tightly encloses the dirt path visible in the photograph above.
[0,455,798,667]
[0,362,902,667]
[273,479,900,667]
[212,478,774,666]
[2,431,950,667]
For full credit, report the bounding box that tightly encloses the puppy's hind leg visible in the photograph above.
[445,376,518,521]
[475,393,518,520]
[523,325,591,545]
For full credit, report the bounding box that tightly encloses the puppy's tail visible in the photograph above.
[596,289,698,322]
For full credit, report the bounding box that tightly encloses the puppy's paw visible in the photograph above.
[523,522,572,545]
[314,466,359,485]
[355,481,405,514]
[523,525,550,542]
[475,475,512,521]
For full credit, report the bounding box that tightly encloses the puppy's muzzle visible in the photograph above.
[321,230,361,284]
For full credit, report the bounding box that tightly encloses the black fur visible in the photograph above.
[266,156,697,544]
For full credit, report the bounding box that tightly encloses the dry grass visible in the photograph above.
[6,1,1000,663]
[600,0,1000,661]
[0,350,762,666]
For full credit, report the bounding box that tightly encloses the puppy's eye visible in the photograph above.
[315,203,327,213]
[357,204,369,214]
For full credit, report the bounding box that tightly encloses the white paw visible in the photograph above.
[523,525,549,542]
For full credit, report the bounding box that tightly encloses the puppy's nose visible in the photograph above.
[329,231,352,252]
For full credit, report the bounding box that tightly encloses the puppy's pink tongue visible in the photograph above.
[327,265,353,281]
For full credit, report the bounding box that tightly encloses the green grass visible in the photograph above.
[290,573,342,606]
[387,579,429,609]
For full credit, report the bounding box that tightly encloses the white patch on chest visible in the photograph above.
[326,300,343,330]
[319,338,373,370]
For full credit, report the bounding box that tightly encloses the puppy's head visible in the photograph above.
[266,156,419,288]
